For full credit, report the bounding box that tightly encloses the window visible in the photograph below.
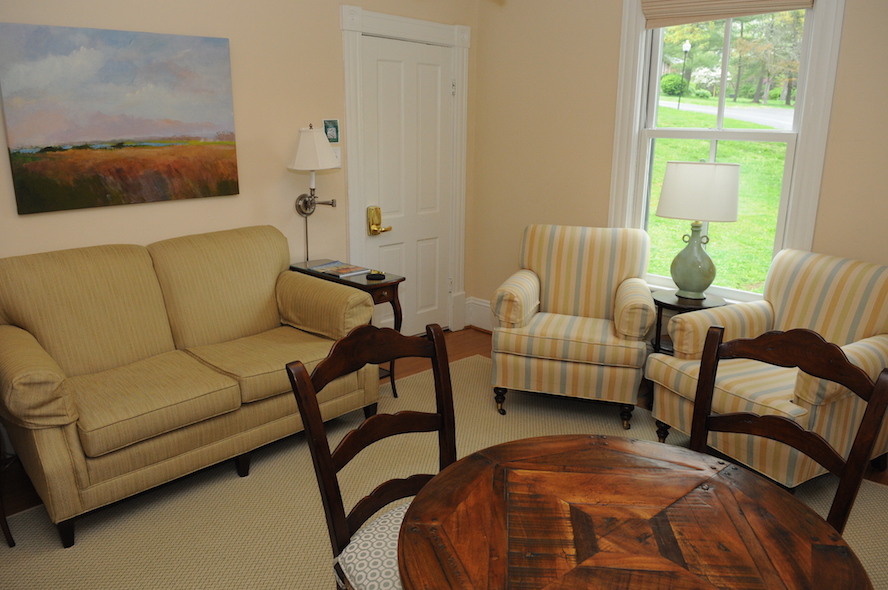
[610,0,845,301]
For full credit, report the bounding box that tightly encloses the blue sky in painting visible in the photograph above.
[0,23,236,149]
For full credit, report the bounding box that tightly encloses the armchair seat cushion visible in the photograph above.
[646,354,807,421]
[72,350,240,457]
[185,326,353,404]
[494,313,647,369]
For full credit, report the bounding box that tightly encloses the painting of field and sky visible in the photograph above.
[0,23,238,214]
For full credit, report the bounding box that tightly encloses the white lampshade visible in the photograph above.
[656,161,740,222]
[287,126,340,171]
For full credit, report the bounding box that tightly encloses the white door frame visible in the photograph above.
[341,5,469,331]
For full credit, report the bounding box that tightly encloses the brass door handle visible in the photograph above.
[367,206,392,236]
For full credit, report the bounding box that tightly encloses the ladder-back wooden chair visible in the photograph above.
[690,326,888,533]
[286,323,456,589]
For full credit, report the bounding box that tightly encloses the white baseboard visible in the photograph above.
[465,296,493,332]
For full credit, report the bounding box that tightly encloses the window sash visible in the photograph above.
[642,0,814,28]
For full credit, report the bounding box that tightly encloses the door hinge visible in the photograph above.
[451,80,456,96]
[448,278,453,293]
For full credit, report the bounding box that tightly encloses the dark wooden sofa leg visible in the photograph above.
[655,420,671,444]
[58,519,75,548]
[363,403,378,418]
[494,387,507,415]
[235,453,251,477]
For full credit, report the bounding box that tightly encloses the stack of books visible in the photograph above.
[308,260,371,278]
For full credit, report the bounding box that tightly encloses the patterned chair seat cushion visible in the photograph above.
[338,502,409,590]
[493,312,648,369]
[646,354,808,421]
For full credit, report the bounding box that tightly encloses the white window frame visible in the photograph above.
[609,0,845,301]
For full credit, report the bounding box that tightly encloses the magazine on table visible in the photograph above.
[308,260,371,278]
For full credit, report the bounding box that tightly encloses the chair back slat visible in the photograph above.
[286,323,456,560]
[689,326,888,533]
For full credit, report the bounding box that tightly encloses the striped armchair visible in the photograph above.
[646,249,888,488]
[490,225,655,428]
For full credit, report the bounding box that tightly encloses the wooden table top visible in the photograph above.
[398,435,871,590]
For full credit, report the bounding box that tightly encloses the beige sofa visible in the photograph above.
[0,225,377,546]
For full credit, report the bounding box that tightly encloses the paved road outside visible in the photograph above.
[659,99,793,130]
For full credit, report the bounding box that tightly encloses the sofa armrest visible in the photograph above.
[0,325,74,428]
[276,272,374,340]
[795,333,888,406]
[490,270,540,329]
[670,299,775,360]
[614,278,656,339]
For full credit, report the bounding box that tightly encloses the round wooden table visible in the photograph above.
[398,435,871,589]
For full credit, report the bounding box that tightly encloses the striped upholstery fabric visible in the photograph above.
[491,225,655,411]
[647,248,888,487]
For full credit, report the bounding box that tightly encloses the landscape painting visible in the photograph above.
[0,23,238,214]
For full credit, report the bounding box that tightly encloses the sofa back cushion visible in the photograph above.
[0,245,175,377]
[148,226,290,349]
[764,249,888,345]
[519,225,650,320]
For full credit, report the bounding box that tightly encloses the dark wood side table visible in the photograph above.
[652,290,726,354]
[290,260,406,397]
[0,434,14,547]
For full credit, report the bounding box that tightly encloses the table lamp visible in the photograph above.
[288,124,340,261]
[656,161,739,300]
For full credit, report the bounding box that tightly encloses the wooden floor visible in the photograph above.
[1,326,885,520]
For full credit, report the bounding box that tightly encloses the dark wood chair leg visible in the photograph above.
[494,387,507,415]
[655,420,671,444]
[620,404,634,430]
[363,403,378,418]
[58,519,75,548]
[871,453,888,472]
[235,453,251,477]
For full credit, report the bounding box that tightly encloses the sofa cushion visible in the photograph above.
[186,326,355,403]
[147,226,290,349]
[71,350,240,457]
[645,354,807,420]
[493,312,648,369]
[0,244,175,377]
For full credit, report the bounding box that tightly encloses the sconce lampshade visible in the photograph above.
[656,161,740,300]
[288,126,340,172]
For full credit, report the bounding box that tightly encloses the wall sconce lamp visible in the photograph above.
[656,161,740,300]
[287,124,340,261]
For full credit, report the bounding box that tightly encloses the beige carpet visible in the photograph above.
[2,355,886,589]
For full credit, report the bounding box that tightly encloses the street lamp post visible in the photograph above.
[677,40,691,110]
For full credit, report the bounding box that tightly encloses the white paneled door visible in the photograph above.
[356,35,454,336]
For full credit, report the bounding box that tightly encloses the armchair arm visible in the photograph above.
[614,278,656,339]
[669,299,774,360]
[276,271,374,340]
[0,325,73,428]
[795,333,888,406]
[490,270,540,329]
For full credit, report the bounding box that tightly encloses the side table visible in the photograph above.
[652,290,726,354]
[290,260,406,397]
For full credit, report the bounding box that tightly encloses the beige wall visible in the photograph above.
[0,0,477,263]
[1,0,886,314]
